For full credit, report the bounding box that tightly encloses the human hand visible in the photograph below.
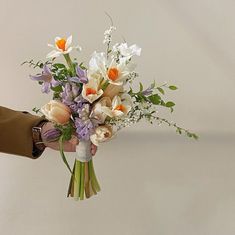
[41,122,97,155]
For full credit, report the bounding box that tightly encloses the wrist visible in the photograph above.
[32,121,48,156]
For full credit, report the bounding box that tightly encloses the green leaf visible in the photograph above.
[79,62,87,70]
[160,100,166,106]
[169,85,178,90]
[157,87,165,95]
[176,128,182,134]
[148,94,161,105]
[150,80,156,89]
[187,132,193,138]
[53,92,60,99]
[51,85,63,92]
[165,101,175,107]
[53,63,66,69]
[139,82,144,92]
[32,107,40,114]
[193,134,199,140]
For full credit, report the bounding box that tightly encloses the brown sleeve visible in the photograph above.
[0,106,46,159]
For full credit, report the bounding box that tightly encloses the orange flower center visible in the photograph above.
[115,104,126,112]
[108,68,119,81]
[56,38,66,51]
[86,88,97,96]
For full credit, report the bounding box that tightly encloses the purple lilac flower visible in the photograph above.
[68,66,88,84]
[30,64,60,93]
[61,82,88,113]
[75,103,99,140]
[75,118,95,140]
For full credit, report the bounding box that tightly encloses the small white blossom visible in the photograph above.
[103,26,116,44]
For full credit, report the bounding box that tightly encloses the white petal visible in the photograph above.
[112,95,121,108]
[113,110,124,117]
[108,58,116,69]
[63,47,73,54]
[125,105,132,114]
[65,35,72,50]
[108,80,124,86]
[101,106,113,117]
[48,44,55,48]
[55,37,61,43]
[130,44,141,56]
[89,51,107,76]
[75,45,82,51]
[90,134,99,146]
[46,50,62,58]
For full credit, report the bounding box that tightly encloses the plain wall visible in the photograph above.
[0,0,235,234]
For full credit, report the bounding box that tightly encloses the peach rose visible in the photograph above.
[41,100,71,125]
[90,125,113,146]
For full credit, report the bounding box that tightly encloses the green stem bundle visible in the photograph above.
[67,159,101,200]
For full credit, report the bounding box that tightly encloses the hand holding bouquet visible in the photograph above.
[24,23,197,201]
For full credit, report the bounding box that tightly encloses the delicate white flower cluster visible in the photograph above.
[106,100,157,131]
[103,26,116,44]
[126,71,139,84]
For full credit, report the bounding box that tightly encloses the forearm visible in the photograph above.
[0,106,46,159]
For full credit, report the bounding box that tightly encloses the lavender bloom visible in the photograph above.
[75,103,99,140]
[68,66,88,84]
[62,83,79,102]
[61,82,86,113]
[75,118,95,140]
[30,64,60,93]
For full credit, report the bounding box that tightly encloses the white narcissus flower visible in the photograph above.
[90,97,112,123]
[88,51,135,86]
[81,77,103,103]
[47,35,81,58]
[90,125,113,146]
[102,94,132,118]
[113,43,141,60]
[106,58,135,86]
[88,51,107,76]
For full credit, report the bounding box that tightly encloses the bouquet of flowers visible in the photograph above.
[23,24,197,200]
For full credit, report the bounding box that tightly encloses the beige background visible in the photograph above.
[0,0,235,234]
